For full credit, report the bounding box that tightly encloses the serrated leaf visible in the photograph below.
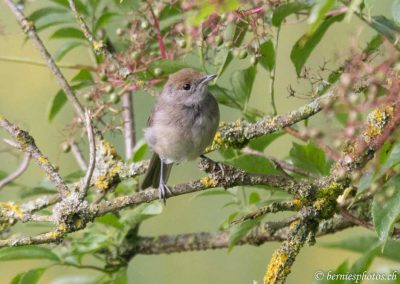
[231,66,256,108]
[11,268,46,284]
[289,142,330,175]
[228,218,260,251]
[258,40,275,71]
[48,90,67,122]
[50,27,85,40]
[372,177,400,246]
[272,2,310,27]
[0,246,59,262]
[54,41,83,61]
[291,14,344,76]
[95,213,123,229]
[248,131,284,151]
[28,7,66,22]
[94,12,118,32]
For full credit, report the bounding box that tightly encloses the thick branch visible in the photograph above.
[121,92,136,160]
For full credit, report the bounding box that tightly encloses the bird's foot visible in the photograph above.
[158,180,172,204]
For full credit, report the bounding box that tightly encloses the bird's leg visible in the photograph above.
[200,154,225,176]
[159,160,172,203]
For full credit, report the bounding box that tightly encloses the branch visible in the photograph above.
[148,4,167,59]
[209,91,337,151]
[121,92,136,160]
[127,215,352,256]
[0,116,69,198]
[0,153,30,189]
[4,0,85,121]
[67,0,131,79]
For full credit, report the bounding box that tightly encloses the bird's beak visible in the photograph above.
[200,74,217,85]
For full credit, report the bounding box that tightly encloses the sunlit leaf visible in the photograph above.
[94,12,118,32]
[95,213,123,229]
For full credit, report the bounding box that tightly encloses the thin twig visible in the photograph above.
[269,26,280,115]
[70,140,87,171]
[148,3,167,59]
[0,153,30,189]
[81,110,96,198]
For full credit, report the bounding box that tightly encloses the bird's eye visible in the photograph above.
[182,83,191,90]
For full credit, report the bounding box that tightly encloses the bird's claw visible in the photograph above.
[159,180,172,204]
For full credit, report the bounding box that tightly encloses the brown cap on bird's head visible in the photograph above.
[165,68,216,95]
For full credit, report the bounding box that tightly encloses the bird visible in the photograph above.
[141,68,220,202]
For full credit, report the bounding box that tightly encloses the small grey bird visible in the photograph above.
[141,68,220,202]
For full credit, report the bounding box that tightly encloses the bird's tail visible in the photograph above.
[141,153,172,190]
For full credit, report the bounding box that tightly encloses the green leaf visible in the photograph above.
[228,155,281,175]
[47,90,67,122]
[149,60,191,75]
[248,132,284,151]
[50,276,100,284]
[28,7,66,22]
[132,139,148,162]
[258,40,275,71]
[272,2,310,27]
[159,3,181,20]
[367,16,400,51]
[249,192,260,204]
[346,246,380,279]
[95,213,123,229]
[231,66,256,108]
[72,69,93,83]
[228,218,260,251]
[308,0,336,34]
[289,142,330,175]
[50,27,85,40]
[94,12,118,32]
[291,14,344,76]
[210,85,241,110]
[54,41,83,61]
[372,177,400,246]
[11,268,46,284]
[0,246,59,262]
[122,201,163,225]
[380,143,400,174]
[111,268,128,284]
